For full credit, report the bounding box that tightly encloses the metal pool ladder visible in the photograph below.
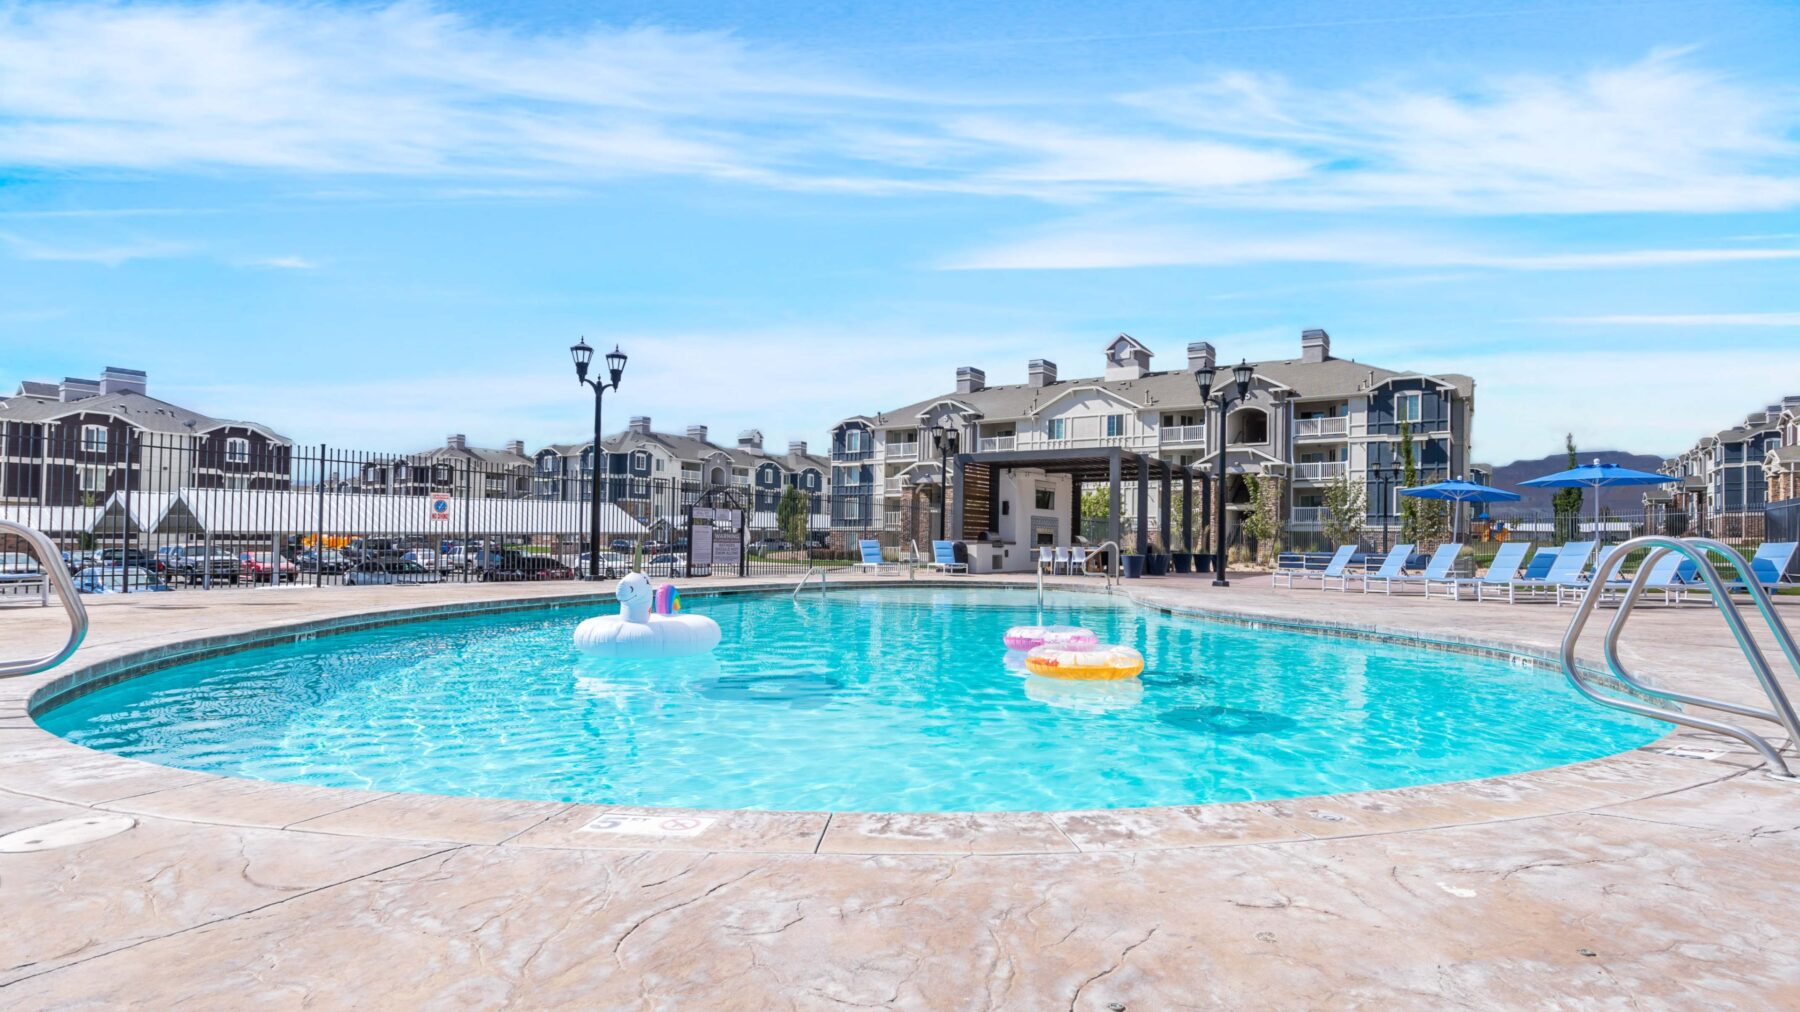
[0,520,89,678]
[1561,535,1800,778]
[793,566,826,599]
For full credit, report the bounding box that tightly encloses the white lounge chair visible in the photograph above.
[1725,542,1798,594]
[1599,551,1691,606]
[1272,545,1356,589]
[1431,541,1529,602]
[1505,541,1597,605]
[1364,543,1462,596]
[926,540,967,574]
[1339,544,1414,593]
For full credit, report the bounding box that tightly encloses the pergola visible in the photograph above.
[948,446,1199,553]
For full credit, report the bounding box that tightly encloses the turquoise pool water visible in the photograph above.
[38,588,1664,812]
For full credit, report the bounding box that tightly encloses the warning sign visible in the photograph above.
[429,493,452,522]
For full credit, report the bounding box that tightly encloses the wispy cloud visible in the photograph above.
[0,6,1793,213]
[943,225,1800,271]
[243,255,317,270]
[1542,312,1800,326]
[0,230,188,266]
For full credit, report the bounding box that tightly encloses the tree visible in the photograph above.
[776,486,808,548]
[1079,487,1112,520]
[1241,472,1284,564]
[1552,433,1584,540]
[1398,419,1448,547]
[1322,474,1367,548]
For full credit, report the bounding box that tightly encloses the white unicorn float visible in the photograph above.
[573,573,721,659]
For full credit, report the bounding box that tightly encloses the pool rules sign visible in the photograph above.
[688,505,745,577]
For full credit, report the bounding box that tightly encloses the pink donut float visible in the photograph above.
[1002,625,1098,652]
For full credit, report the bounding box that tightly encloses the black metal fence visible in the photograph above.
[0,432,889,595]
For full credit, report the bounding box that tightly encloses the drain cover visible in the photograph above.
[0,815,136,853]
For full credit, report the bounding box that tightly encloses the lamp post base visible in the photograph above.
[1211,578,1230,588]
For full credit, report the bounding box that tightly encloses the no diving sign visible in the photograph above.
[429,493,452,522]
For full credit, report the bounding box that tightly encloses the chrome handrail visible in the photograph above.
[909,539,921,582]
[792,566,826,600]
[1561,535,1800,777]
[1093,541,1122,592]
[0,520,89,678]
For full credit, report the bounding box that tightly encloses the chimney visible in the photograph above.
[1187,342,1216,374]
[447,433,467,450]
[737,429,764,451]
[505,439,525,456]
[1301,328,1331,364]
[956,366,986,394]
[60,377,100,402]
[686,424,709,442]
[628,416,652,435]
[1028,359,1057,388]
[788,440,808,456]
[98,366,147,396]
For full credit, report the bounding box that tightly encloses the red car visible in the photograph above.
[238,551,299,583]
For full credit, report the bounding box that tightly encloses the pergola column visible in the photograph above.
[1158,460,1172,552]
[1181,467,1193,554]
[1135,453,1150,553]
[1107,451,1121,547]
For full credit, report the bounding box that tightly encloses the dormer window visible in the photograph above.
[225,437,251,464]
[631,450,650,471]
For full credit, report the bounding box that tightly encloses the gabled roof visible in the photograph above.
[0,389,293,443]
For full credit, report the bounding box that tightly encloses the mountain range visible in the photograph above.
[1482,450,1669,516]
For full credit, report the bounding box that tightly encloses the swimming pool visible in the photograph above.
[37,588,1664,812]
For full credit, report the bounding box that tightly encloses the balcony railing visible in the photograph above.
[1292,461,1348,481]
[1158,425,1205,445]
[1289,506,1327,527]
[978,435,1016,453]
[1294,417,1350,438]
[885,477,907,495]
[883,510,903,528]
[885,443,919,461]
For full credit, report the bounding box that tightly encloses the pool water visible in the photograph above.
[38,588,1665,812]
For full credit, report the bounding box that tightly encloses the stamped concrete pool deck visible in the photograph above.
[2,574,1798,1008]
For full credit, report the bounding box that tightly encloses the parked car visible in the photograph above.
[748,538,793,555]
[163,545,242,584]
[0,552,44,591]
[73,565,173,594]
[574,551,631,579]
[442,544,506,571]
[344,560,441,585]
[402,548,446,571]
[238,551,299,583]
[294,548,350,574]
[94,547,168,574]
[342,538,409,565]
[642,553,688,577]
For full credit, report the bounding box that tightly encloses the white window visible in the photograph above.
[631,450,649,470]
[1395,391,1422,424]
[81,425,108,453]
[845,430,864,452]
[486,476,504,493]
[655,458,664,472]
[225,437,251,464]
[395,463,410,481]
[845,498,862,519]
[79,465,107,492]
[1046,418,1066,440]
[539,455,556,473]
[1105,414,1124,437]
[225,474,251,491]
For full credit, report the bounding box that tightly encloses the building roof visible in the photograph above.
[862,355,1473,427]
[0,389,291,442]
[537,429,826,474]
[1770,445,1800,465]
[410,443,532,469]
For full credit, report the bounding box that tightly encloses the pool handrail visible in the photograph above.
[1561,535,1800,778]
[793,565,826,599]
[0,520,89,678]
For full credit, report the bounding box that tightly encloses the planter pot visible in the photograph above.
[1145,553,1168,576]
[1121,554,1145,579]
[1171,553,1193,574]
[1193,553,1215,573]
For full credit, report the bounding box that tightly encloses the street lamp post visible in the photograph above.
[930,422,960,542]
[1194,360,1255,588]
[570,339,627,580]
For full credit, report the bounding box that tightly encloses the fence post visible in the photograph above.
[316,444,326,588]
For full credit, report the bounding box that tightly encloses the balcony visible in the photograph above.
[1294,416,1350,439]
[884,510,903,528]
[885,442,919,461]
[1158,425,1205,445]
[1292,461,1348,481]
[977,435,1016,453]
[885,477,908,495]
[1289,506,1327,527]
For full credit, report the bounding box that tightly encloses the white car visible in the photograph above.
[641,553,688,577]
[575,551,632,579]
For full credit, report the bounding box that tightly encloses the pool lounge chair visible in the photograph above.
[1364,542,1462,596]
[1430,541,1529,602]
[1505,541,1596,605]
[1272,545,1356,589]
[1724,542,1798,594]
[926,540,967,574]
[1337,543,1413,593]
[1598,550,1692,606]
[855,539,899,576]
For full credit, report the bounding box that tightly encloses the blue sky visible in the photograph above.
[1,0,1797,463]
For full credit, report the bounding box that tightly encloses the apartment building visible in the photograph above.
[355,434,534,499]
[832,330,1475,569]
[1763,398,1800,505]
[531,418,827,524]
[0,367,292,506]
[1658,400,1793,535]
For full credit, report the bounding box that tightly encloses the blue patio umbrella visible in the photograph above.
[1518,459,1675,540]
[1399,479,1522,539]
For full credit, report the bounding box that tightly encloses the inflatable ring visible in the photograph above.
[1003,625,1098,652]
[1023,644,1144,681]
